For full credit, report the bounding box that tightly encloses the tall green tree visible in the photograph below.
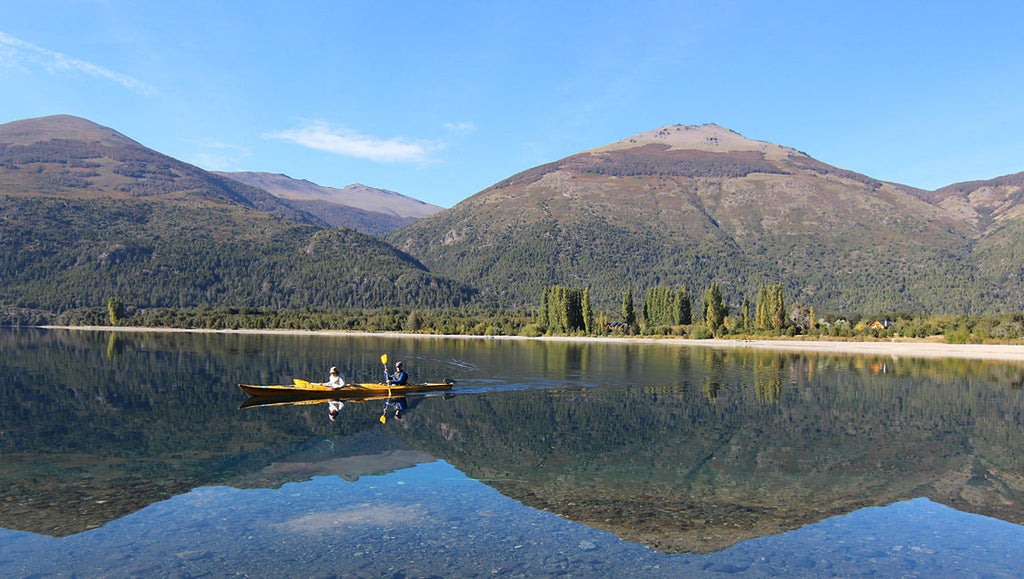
[755,284,786,332]
[771,286,786,330]
[541,285,586,334]
[755,286,769,330]
[643,286,671,326]
[582,287,594,334]
[643,285,692,326]
[539,289,550,329]
[107,297,124,326]
[677,286,692,325]
[406,310,421,331]
[622,288,637,333]
[703,283,727,332]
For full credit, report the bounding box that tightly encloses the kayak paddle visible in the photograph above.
[380,353,391,423]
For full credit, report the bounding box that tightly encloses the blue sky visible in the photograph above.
[1,1,1022,208]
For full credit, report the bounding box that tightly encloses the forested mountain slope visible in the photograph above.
[388,124,1015,314]
[4,115,1024,320]
[0,115,473,319]
[918,173,1024,311]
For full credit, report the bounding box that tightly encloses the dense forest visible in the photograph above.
[1,189,1021,343]
[0,195,475,316]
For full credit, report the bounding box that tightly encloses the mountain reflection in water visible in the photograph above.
[2,328,1024,562]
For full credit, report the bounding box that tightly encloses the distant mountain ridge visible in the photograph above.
[388,124,1024,314]
[3,114,1024,318]
[216,171,442,236]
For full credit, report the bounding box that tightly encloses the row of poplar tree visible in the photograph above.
[538,283,790,335]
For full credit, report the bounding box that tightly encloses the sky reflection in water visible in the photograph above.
[3,460,1024,578]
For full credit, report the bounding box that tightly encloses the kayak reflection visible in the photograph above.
[238,386,455,426]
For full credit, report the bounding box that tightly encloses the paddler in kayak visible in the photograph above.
[383,361,409,419]
[386,361,408,386]
[322,367,346,389]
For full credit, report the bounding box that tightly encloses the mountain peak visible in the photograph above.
[590,124,803,161]
[0,114,139,147]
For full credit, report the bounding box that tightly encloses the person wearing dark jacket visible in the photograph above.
[387,361,408,386]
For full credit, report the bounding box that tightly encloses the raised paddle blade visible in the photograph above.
[380,354,388,365]
[379,414,387,424]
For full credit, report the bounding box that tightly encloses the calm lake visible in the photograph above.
[3,328,1024,577]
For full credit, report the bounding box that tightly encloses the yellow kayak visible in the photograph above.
[237,379,453,399]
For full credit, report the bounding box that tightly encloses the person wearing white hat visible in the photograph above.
[322,366,346,389]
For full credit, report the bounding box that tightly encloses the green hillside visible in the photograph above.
[0,115,474,321]
[923,172,1024,311]
[388,125,1010,315]
[0,195,472,313]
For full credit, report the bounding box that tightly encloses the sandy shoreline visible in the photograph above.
[38,325,1024,362]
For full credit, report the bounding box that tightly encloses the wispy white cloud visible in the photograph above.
[444,121,477,136]
[269,121,441,163]
[0,31,155,95]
